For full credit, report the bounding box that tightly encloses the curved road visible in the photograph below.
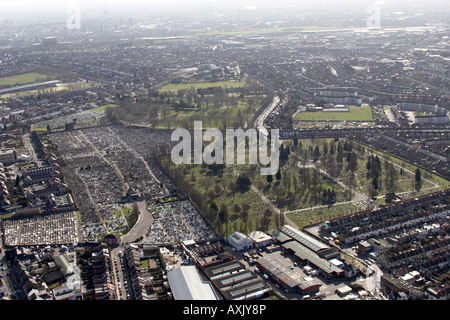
[120,201,153,244]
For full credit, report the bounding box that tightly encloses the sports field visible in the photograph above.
[294,105,374,122]
[0,72,57,87]
[0,82,99,99]
[158,79,248,93]
[197,25,355,36]
[90,104,119,112]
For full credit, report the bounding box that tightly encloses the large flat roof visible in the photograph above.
[256,254,304,289]
[280,225,329,252]
[203,261,245,279]
[282,240,343,275]
[167,265,218,300]
[221,279,271,300]
[212,270,257,289]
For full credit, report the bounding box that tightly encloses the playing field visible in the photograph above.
[197,25,355,36]
[294,105,374,122]
[158,79,248,93]
[0,72,57,87]
[0,82,99,99]
[90,104,119,112]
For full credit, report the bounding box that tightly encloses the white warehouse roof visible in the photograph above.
[167,265,218,300]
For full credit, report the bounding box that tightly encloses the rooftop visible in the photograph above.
[166,265,218,300]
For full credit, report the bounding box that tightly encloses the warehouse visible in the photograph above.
[277,225,330,253]
[203,260,270,300]
[298,280,321,295]
[203,260,246,280]
[247,231,273,249]
[255,253,304,292]
[221,279,271,300]
[212,270,257,290]
[167,265,218,300]
[282,240,344,277]
[227,231,253,251]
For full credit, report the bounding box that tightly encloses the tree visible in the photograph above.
[313,145,320,161]
[275,170,281,181]
[210,202,218,212]
[323,141,328,156]
[236,174,252,189]
[415,168,421,183]
[266,174,273,184]
[15,175,20,187]
[415,168,422,192]
[372,177,379,191]
[348,152,357,173]
[219,205,230,236]
[337,142,343,163]
[219,205,229,223]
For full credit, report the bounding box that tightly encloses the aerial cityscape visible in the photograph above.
[0,0,449,306]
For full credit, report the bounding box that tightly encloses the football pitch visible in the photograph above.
[294,105,374,122]
[0,72,58,87]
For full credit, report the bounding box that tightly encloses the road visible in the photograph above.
[365,263,383,299]
[22,133,43,166]
[120,201,153,244]
[254,95,280,136]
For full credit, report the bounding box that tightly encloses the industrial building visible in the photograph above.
[227,231,253,251]
[247,231,273,249]
[255,253,305,292]
[202,259,270,300]
[166,265,218,300]
[203,260,246,280]
[272,225,344,277]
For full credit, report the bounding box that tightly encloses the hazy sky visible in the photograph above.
[0,0,448,9]
[0,0,448,21]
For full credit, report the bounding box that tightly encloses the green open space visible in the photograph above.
[0,81,100,99]
[0,72,58,87]
[91,104,120,112]
[294,105,374,122]
[158,79,249,94]
[286,201,368,229]
[159,135,450,233]
[159,156,282,237]
[107,78,270,129]
[197,25,355,37]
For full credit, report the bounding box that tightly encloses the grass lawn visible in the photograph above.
[0,82,99,99]
[294,105,374,122]
[286,201,368,229]
[155,94,263,129]
[158,79,249,94]
[197,25,355,36]
[0,72,58,87]
[91,104,119,112]
[31,127,48,132]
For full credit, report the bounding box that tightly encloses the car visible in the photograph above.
[301,295,311,300]
[263,274,269,280]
